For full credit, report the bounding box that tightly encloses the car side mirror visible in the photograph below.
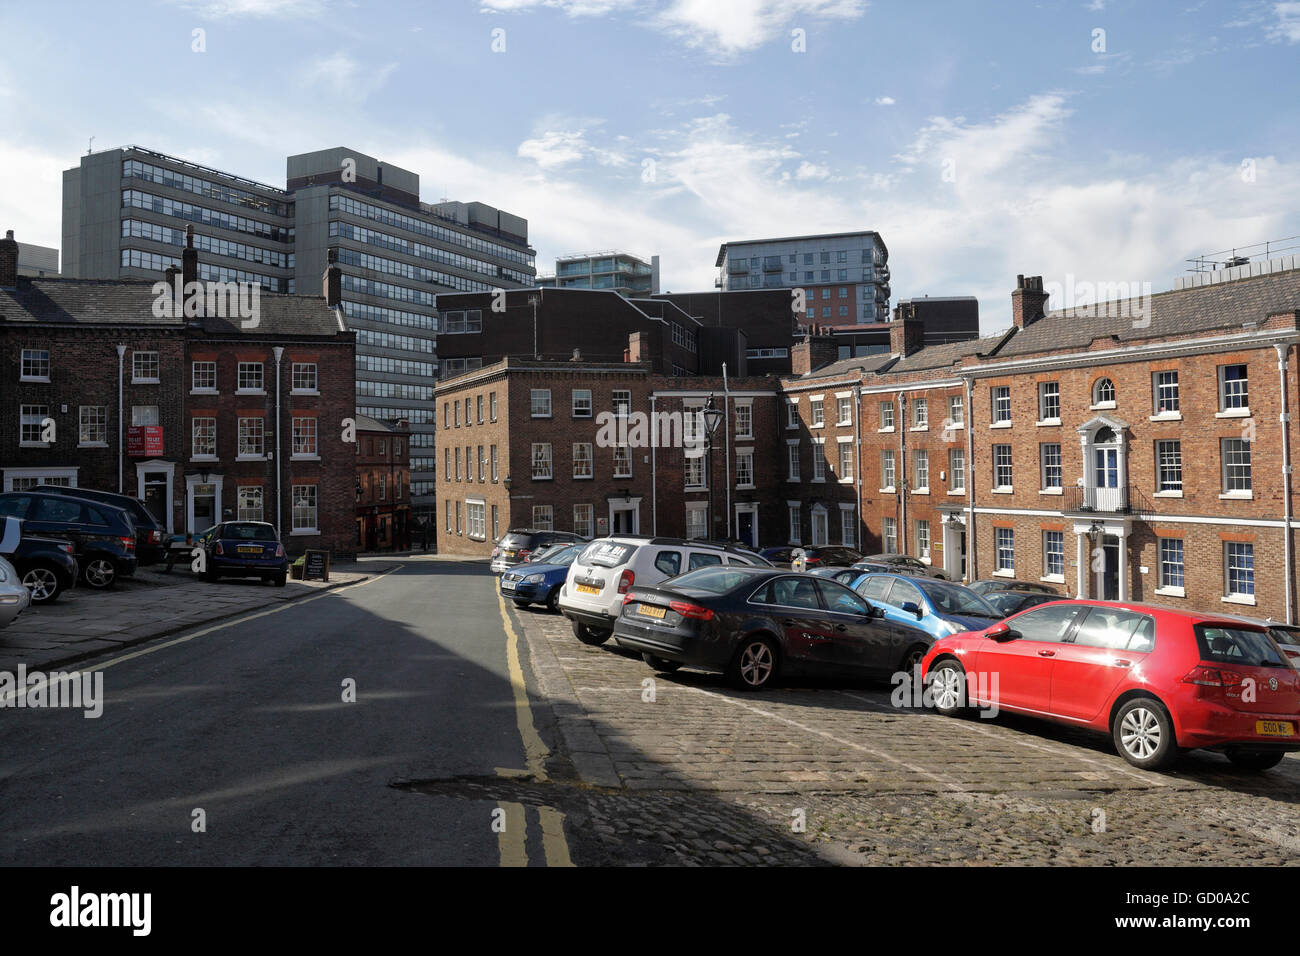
[900,601,922,618]
[986,622,1017,642]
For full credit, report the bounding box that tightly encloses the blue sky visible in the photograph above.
[2,0,1298,331]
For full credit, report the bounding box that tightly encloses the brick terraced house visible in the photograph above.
[0,228,357,558]
[438,255,1300,626]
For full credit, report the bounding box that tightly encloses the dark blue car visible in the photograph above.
[500,544,583,612]
[197,521,289,586]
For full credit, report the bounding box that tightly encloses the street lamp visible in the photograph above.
[503,474,512,492]
[702,393,725,541]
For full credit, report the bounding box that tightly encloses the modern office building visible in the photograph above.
[715,231,890,324]
[16,242,59,278]
[61,144,537,523]
[536,251,659,296]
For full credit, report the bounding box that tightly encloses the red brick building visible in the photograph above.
[355,414,411,551]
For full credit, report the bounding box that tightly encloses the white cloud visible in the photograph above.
[794,160,830,180]
[298,53,398,101]
[1269,2,1300,42]
[164,0,329,17]
[480,0,639,15]
[655,0,869,56]
[874,96,895,105]
[517,124,630,169]
[0,141,69,251]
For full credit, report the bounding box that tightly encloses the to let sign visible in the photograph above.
[126,425,164,457]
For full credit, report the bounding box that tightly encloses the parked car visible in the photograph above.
[790,546,864,571]
[1217,613,1300,670]
[859,553,949,580]
[759,546,797,566]
[613,566,935,690]
[854,573,1002,639]
[31,485,167,565]
[500,544,584,612]
[490,529,589,574]
[0,556,31,628]
[982,589,1063,618]
[0,492,136,589]
[195,521,289,586]
[0,515,78,604]
[522,542,571,565]
[922,600,1300,771]
[968,579,1059,597]
[807,566,870,587]
[559,536,770,645]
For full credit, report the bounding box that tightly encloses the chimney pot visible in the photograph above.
[0,229,19,287]
[1011,273,1049,328]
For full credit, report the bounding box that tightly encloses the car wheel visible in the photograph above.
[928,659,969,716]
[82,557,117,589]
[546,587,561,614]
[274,572,287,588]
[899,643,928,677]
[642,652,682,673]
[22,563,63,603]
[727,635,779,691]
[1112,698,1178,770]
[571,619,611,646]
[1225,748,1286,772]
[513,599,531,609]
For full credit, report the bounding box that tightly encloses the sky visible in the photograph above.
[1,0,1298,332]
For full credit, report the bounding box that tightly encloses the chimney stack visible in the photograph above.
[0,230,18,288]
[889,301,926,356]
[791,326,838,375]
[323,247,342,307]
[1012,274,1049,329]
[182,224,198,292]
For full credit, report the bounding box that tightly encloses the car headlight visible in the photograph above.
[525,573,546,584]
[0,565,8,583]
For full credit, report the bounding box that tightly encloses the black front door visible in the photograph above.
[143,473,167,528]
[1103,536,1120,600]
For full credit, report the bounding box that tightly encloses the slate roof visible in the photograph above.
[0,277,349,338]
[798,351,897,381]
[888,332,1012,373]
[997,269,1300,358]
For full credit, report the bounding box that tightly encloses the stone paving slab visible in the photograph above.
[0,561,387,674]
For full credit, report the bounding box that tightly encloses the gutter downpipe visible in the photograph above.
[1278,342,1295,624]
[650,394,657,535]
[723,363,731,542]
[898,391,907,555]
[963,376,975,584]
[116,345,127,494]
[853,382,863,551]
[274,346,284,536]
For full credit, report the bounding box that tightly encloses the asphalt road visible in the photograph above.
[0,559,561,866]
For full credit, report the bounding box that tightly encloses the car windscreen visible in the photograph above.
[545,546,583,567]
[580,541,637,568]
[1195,624,1289,667]
[663,567,749,594]
[223,523,276,540]
[916,579,1000,617]
[500,533,536,549]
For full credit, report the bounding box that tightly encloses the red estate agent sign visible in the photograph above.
[126,425,164,457]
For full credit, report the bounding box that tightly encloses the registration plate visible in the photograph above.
[501,579,516,590]
[237,546,260,553]
[503,550,517,558]
[636,604,667,619]
[576,583,601,595]
[1256,720,1295,737]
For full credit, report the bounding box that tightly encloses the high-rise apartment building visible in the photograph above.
[715,231,890,324]
[61,145,536,521]
[536,251,659,296]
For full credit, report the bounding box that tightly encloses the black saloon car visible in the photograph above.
[980,588,1062,617]
[967,578,1060,597]
[196,521,289,585]
[32,485,167,565]
[613,566,935,690]
[790,546,864,570]
[0,492,136,588]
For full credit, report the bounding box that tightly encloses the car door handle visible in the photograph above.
[834,624,847,632]
[1112,659,1132,668]
[1037,649,1056,657]
[782,619,796,627]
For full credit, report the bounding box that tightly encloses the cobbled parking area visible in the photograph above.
[511,598,1300,866]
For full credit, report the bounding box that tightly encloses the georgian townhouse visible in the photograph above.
[355,415,411,552]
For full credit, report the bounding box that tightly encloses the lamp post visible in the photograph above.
[702,393,724,541]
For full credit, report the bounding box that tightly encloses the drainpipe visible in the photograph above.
[650,394,657,535]
[722,363,731,541]
[963,376,975,584]
[116,345,126,493]
[1277,342,1295,624]
[274,346,284,536]
[897,391,907,555]
[853,382,862,551]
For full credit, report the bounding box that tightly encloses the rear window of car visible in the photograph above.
[1195,624,1289,667]
[666,567,747,593]
[500,533,536,549]
[224,523,274,539]
[581,541,637,568]
[1268,627,1300,648]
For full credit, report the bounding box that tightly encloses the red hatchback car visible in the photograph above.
[920,600,1300,771]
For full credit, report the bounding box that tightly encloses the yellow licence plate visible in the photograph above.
[576,584,601,595]
[1256,720,1295,737]
[237,546,260,553]
[637,605,667,619]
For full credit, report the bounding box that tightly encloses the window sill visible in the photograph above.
[991,487,1014,494]
[236,455,265,462]
[836,421,852,429]
[878,427,895,434]
[289,528,320,537]
[880,486,896,494]
[1155,586,1186,598]
[1215,409,1250,419]
[1090,401,1117,411]
[989,421,1012,429]
[912,488,930,495]
[290,455,321,462]
[1222,594,1257,606]
[736,484,756,491]
[948,489,966,496]
[1153,490,1183,498]
[811,478,826,484]
[1150,412,1182,422]
[572,475,593,481]
[810,423,825,430]
[235,389,266,396]
[613,474,633,480]
[1218,492,1253,500]
[190,389,219,396]
[78,442,109,449]
[531,477,553,482]
[992,569,1015,578]
[839,478,854,485]
[291,389,320,397]
[530,415,552,420]
[1040,488,1063,496]
[737,434,755,442]
[1036,419,1061,427]
[19,376,51,384]
[1040,574,1065,584]
[132,378,161,386]
[910,425,929,432]
[190,455,218,463]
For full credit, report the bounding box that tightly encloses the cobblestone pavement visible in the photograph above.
[0,561,382,674]
[512,600,1300,866]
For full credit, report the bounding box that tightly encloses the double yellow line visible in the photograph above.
[495,591,573,867]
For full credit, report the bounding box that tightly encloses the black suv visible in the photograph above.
[32,485,167,565]
[490,529,589,573]
[0,515,79,603]
[0,492,137,588]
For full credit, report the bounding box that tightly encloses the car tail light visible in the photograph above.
[518,550,531,562]
[215,541,224,556]
[59,543,73,554]
[275,544,285,558]
[151,530,163,543]
[120,536,135,551]
[669,600,714,621]
[805,557,821,566]
[491,547,500,558]
[1182,665,1245,689]
[622,591,639,607]
[617,569,635,594]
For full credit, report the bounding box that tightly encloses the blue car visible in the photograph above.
[500,544,584,612]
[196,521,289,586]
[853,572,1002,639]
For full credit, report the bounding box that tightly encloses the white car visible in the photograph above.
[558,536,769,645]
[0,555,31,628]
